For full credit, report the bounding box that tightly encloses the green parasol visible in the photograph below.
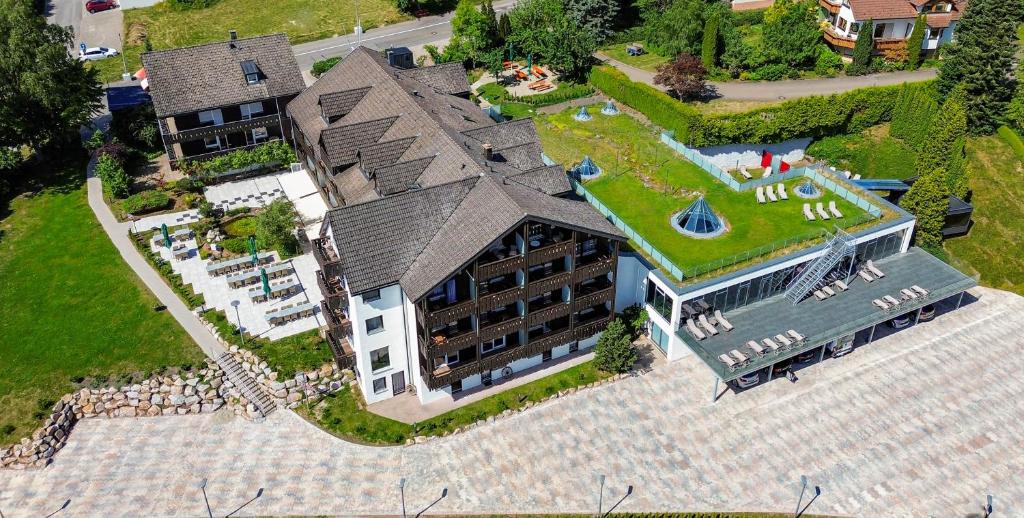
[161,223,172,248]
[507,42,513,62]
[260,267,270,296]
[526,53,532,78]
[247,235,258,266]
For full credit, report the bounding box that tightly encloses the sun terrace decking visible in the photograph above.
[678,248,977,382]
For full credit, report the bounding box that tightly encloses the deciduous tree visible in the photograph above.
[565,0,620,43]
[654,53,710,100]
[762,0,821,69]
[256,199,299,255]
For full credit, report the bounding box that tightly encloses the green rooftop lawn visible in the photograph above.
[536,106,871,276]
[0,157,203,445]
[805,124,918,180]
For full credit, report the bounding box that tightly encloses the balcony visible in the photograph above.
[424,298,476,328]
[529,240,574,266]
[824,26,856,49]
[478,285,524,313]
[875,38,907,52]
[573,315,612,342]
[168,114,280,144]
[326,330,356,371]
[479,315,524,343]
[528,271,571,297]
[316,270,347,302]
[425,361,479,390]
[573,255,615,282]
[312,238,341,270]
[321,300,353,336]
[818,0,840,14]
[479,344,529,373]
[573,287,614,312]
[526,328,572,356]
[527,300,571,326]
[425,324,477,357]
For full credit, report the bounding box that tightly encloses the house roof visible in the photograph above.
[847,0,919,20]
[141,33,304,117]
[397,62,471,96]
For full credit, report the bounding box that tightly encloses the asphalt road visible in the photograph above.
[47,0,122,51]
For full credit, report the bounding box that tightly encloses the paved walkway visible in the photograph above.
[2,287,1022,517]
[595,52,938,101]
[85,160,225,358]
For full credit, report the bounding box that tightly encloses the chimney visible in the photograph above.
[229,30,238,41]
[482,143,493,161]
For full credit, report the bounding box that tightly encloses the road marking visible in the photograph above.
[294,20,451,56]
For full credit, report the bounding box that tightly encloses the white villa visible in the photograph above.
[820,0,966,55]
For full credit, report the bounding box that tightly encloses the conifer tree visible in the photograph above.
[906,14,925,70]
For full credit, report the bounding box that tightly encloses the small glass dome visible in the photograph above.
[671,196,727,238]
[795,180,822,199]
[574,105,592,121]
[573,155,601,179]
[600,100,619,116]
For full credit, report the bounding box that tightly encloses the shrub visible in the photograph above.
[198,200,216,219]
[997,125,1024,160]
[311,57,341,78]
[814,46,844,77]
[588,65,702,142]
[594,318,638,373]
[907,15,926,70]
[219,236,249,254]
[110,102,160,150]
[847,19,874,75]
[748,63,791,81]
[166,0,219,9]
[85,129,105,151]
[225,206,251,217]
[181,192,202,208]
[95,154,130,198]
[96,141,129,166]
[190,141,296,176]
[510,83,595,106]
[700,13,720,69]
[121,190,171,214]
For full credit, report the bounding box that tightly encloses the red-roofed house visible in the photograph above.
[819,0,967,56]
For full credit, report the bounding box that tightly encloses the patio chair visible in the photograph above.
[682,303,698,318]
[834,279,849,291]
[867,260,885,278]
[698,314,719,336]
[814,289,828,301]
[730,349,748,363]
[911,285,929,296]
[852,174,862,180]
[859,270,875,282]
[787,329,806,342]
[687,318,706,341]
[740,166,752,180]
[828,200,843,218]
[714,309,734,331]
[747,340,765,355]
[843,170,852,179]
[778,183,788,200]
[873,299,890,311]
[756,186,766,204]
[719,354,738,370]
[763,166,773,177]
[774,334,793,347]
[695,300,712,313]
[766,185,778,202]
[822,285,837,297]
[901,288,918,300]
[883,294,902,307]
[816,202,830,220]
[803,203,816,221]
[762,337,780,351]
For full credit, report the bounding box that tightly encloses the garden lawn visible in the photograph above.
[599,44,669,73]
[944,135,1024,295]
[805,124,918,180]
[536,106,870,276]
[202,309,332,379]
[0,169,203,445]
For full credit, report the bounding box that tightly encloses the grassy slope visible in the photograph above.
[536,106,866,273]
[805,124,918,180]
[0,167,203,444]
[89,0,407,82]
[944,135,1024,295]
[599,44,670,73]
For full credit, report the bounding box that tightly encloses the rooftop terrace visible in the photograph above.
[678,247,977,381]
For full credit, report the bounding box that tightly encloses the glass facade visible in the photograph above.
[645,279,672,321]
[650,322,669,353]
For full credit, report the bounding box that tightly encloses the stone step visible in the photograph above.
[215,353,276,417]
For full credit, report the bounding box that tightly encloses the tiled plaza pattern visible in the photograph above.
[1,288,1021,517]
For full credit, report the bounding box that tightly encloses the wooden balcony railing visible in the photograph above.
[527,301,571,327]
[312,238,341,270]
[573,317,611,341]
[875,38,907,52]
[526,329,571,356]
[478,285,524,313]
[529,240,573,266]
[326,330,356,371]
[424,328,477,357]
[479,344,529,373]
[573,256,615,282]
[320,300,353,336]
[316,270,347,302]
[528,271,571,297]
[425,361,479,390]
[818,0,840,14]
[424,298,476,328]
[572,287,614,312]
[479,316,524,343]
[824,27,856,49]
[478,254,525,279]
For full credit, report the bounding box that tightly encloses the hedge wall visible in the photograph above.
[589,65,931,147]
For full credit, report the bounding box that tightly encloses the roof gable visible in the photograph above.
[319,116,399,167]
[319,86,372,124]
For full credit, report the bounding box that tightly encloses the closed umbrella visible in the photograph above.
[248,235,258,266]
[526,53,532,78]
[260,267,270,296]
[161,223,172,248]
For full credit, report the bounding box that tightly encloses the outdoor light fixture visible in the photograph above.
[794,475,809,518]
[198,478,213,518]
[399,478,407,518]
[595,474,606,518]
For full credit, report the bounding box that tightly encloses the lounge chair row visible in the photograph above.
[839,170,862,181]
[756,183,789,204]
[872,285,929,311]
[718,329,807,370]
[813,279,849,301]
[686,309,735,341]
[803,201,843,221]
[857,260,886,282]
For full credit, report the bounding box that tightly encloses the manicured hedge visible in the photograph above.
[997,125,1024,161]
[121,190,171,214]
[589,65,931,147]
[511,83,595,106]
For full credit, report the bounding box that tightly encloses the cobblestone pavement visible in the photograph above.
[2,288,1021,517]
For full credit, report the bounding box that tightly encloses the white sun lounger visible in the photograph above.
[828,200,843,218]
[814,289,828,300]
[698,313,719,336]
[756,186,766,204]
[687,318,706,341]
[859,270,875,282]
[777,183,788,200]
[816,202,830,220]
[803,203,816,221]
[911,285,929,296]
[834,279,849,291]
[883,295,902,306]
[901,288,918,300]
[719,354,737,369]
[763,166,773,177]
[873,299,890,310]
[730,349,748,363]
[762,337,780,351]
[867,260,885,278]
[766,185,778,202]
[822,285,837,297]
[787,330,805,343]
[747,340,765,355]
[774,334,792,347]
[843,170,852,179]
[852,174,862,180]
[739,166,752,179]
[714,309,733,331]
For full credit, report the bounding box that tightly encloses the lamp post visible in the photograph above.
[117,32,129,81]
[44,499,71,518]
[399,478,407,518]
[595,474,605,518]
[225,487,264,517]
[231,300,245,346]
[984,494,993,518]
[794,475,808,518]
[198,478,213,518]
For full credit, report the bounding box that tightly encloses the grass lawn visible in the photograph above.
[301,361,609,445]
[944,135,1024,295]
[476,83,538,120]
[805,124,918,180]
[203,309,333,379]
[536,106,871,276]
[89,0,408,82]
[599,44,670,73]
[0,159,203,445]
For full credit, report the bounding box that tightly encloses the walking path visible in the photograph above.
[85,159,225,358]
[2,287,1022,517]
[595,52,938,101]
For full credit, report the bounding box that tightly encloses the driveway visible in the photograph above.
[48,0,123,52]
[1,287,1021,517]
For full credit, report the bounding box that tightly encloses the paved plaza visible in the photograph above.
[1,287,1021,517]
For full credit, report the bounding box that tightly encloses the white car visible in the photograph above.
[734,372,760,389]
[78,47,119,61]
[831,334,854,358]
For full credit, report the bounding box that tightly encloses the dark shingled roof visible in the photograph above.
[375,157,435,195]
[397,62,471,96]
[319,87,372,122]
[505,165,572,196]
[142,33,304,118]
[319,116,399,167]
[359,137,417,176]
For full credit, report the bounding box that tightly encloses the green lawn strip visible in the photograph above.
[0,169,203,445]
[944,135,1024,295]
[599,44,670,72]
[301,361,609,445]
[536,106,868,274]
[131,229,206,308]
[996,126,1024,161]
[805,124,918,180]
[201,309,332,379]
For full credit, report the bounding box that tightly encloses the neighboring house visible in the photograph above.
[291,48,626,405]
[820,0,966,55]
[142,32,305,169]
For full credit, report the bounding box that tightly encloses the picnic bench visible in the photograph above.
[206,252,274,277]
[527,79,553,91]
[172,242,190,261]
[265,302,316,326]
[249,279,298,303]
[225,262,294,289]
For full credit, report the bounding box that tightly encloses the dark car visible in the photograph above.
[86,0,117,13]
[918,304,936,322]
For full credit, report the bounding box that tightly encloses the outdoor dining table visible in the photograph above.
[225,262,293,288]
[249,279,298,302]
[207,252,274,276]
[172,243,190,261]
[265,302,315,325]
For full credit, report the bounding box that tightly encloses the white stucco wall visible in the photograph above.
[694,138,812,171]
[348,284,411,405]
[615,255,651,311]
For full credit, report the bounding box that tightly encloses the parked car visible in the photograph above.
[85,0,116,13]
[771,359,793,377]
[796,349,817,363]
[888,313,913,329]
[831,334,854,358]
[918,304,936,322]
[78,47,118,61]
[734,372,759,389]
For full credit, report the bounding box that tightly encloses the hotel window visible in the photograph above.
[481,336,506,354]
[365,315,384,335]
[927,28,945,40]
[198,109,222,127]
[850,22,860,35]
[434,351,460,369]
[645,279,672,321]
[203,135,221,150]
[241,60,261,84]
[836,17,848,32]
[240,101,263,120]
[874,23,888,39]
[370,346,390,371]
[363,289,381,302]
[372,377,387,394]
[251,127,268,144]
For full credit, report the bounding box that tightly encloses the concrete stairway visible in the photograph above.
[216,352,276,418]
